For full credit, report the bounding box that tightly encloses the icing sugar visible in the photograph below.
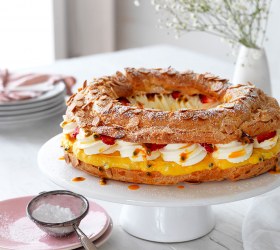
[32,204,76,223]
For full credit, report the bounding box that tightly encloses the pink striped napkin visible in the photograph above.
[0,69,76,103]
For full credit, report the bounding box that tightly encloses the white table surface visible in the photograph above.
[0,45,279,250]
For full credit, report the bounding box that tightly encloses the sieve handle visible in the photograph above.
[73,224,98,250]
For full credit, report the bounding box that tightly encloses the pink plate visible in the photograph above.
[0,196,111,250]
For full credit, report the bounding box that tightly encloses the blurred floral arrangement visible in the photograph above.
[144,0,272,49]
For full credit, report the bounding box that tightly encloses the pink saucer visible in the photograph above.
[0,196,111,250]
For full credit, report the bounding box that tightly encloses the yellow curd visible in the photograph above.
[61,135,280,176]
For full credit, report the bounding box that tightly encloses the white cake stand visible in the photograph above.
[38,134,280,242]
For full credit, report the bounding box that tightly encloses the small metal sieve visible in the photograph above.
[27,190,97,250]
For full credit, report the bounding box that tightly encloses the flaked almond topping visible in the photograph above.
[76,110,85,117]
[167,70,177,75]
[83,80,87,88]
[92,117,100,126]
[103,102,113,112]
[75,92,84,101]
[139,68,150,74]
[222,103,235,109]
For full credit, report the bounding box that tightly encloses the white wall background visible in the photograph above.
[116,0,280,80]
[65,0,115,58]
[0,0,55,70]
[0,0,279,79]
[0,0,115,69]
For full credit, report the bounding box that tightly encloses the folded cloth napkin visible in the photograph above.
[242,187,280,250]
[0,69,76,103]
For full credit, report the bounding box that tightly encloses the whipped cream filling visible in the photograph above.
[72,129,207,165]
[213,141,253,163]
[253,131,279,150]
[75,130,164,162]
[76,130,111,155]
[117,140,160,162]
[62,123,279,166]
[128,94,219,111]
[160,143,207,166]
[61,121,77,134]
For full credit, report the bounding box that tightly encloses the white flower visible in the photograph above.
[147,0,272,49]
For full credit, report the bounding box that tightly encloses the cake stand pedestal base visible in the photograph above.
[119,205,215,242]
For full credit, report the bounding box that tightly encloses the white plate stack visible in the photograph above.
[0,82,66,127]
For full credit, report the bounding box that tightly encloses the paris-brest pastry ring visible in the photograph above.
[61,68,280,185]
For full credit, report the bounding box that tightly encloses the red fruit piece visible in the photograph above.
[100,135,116,145]
[145,143,167,151]
[171,91,181,99]
[117,97,130,105]
[200,143,214,153]
[256,131,276,143]
[199,94,215,103]
[72,127,79,139]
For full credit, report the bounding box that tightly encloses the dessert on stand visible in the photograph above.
[39,68,280,242]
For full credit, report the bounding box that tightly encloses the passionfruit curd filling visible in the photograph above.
[61,120,280,176]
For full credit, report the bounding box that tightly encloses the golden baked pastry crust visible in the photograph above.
[65,151,280,185]
[63,68,280,184]
[65,68,280,144]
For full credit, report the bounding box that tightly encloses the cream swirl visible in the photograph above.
[61,121,77,134]
[116,140,145,161]
[76,130,112,155]
[160,143,207,166]
[213,141,253,163]
[74,128,280,165]
[75,131,207,165]
[253,131,279,150]
[128,94,219,111]
[76,132,160,161]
